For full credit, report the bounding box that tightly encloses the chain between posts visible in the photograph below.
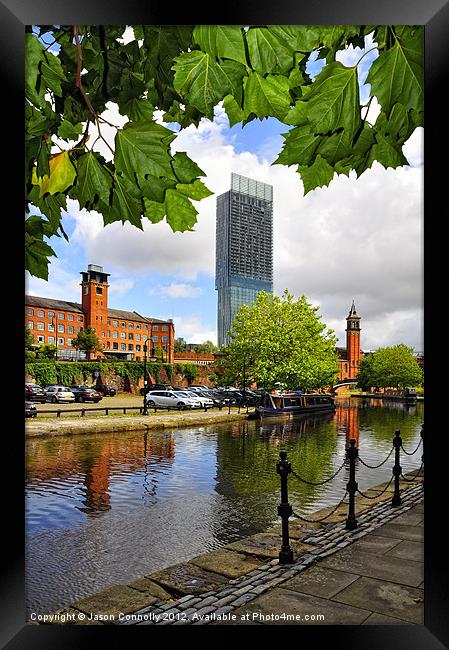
[292,490,348,523]
[358,446,394,469]
[356,474,394,500]
[400,437,423,456]
[400,463,424,482]
[290,458,346,486]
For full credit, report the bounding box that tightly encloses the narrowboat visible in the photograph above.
[256,391,335,419]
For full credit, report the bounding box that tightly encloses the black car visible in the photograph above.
[70,385,103,403]
[25,383,47,403]
[140,384,173,395]
[94,384,116,397]
[25,400,37,418]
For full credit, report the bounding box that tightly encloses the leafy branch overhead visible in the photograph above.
[25,24,423,279]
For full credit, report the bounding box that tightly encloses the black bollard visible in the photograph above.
[392,430,402,506]
[276,450,294,564]
[345,438,358,530]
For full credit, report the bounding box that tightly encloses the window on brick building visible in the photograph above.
[58,337,64,345]
[58,313,64,319]
[128,344,133,351]
[152,335,159,342]
[128,323,133,329]
[68,314,74,321]
[48,323,55,332]
[37,335,44,343]
[153,325,159,331]
[48,336,55,344]
[121,322,126,327]
[68,326,74,334]
[106,342,110,348]
[120,343,126,350]
[162,325,168,331]
[128,333,133,340]
[143,325,148,330]
[136,345,141,351]
[27,322,34,329]
[37,310,44,317]
[77,316,83,322]
[58,324,64,333]
[113,343,118,350]
[113,320,118,326]
[26,308,34,315]
[37,322,44,331]
[162,336,168,342]
[120,332,126,339]
[112,331,118,339]
[136,334,140,341]
[136,324,140,329]
[96,287,103,295]
[48,311,54,318]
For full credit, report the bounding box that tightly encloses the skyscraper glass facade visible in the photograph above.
[216,173,273,347]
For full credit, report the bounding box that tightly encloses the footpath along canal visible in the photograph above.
[25,397,424,617]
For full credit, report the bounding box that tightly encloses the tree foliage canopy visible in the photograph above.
[25,25,423,279]
[356,344,423,390]
[72,325,103,354]
[222,290,339,390]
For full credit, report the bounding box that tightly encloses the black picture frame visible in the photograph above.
[3,1,447,647]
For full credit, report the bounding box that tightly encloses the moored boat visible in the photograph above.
[256,391,335,419]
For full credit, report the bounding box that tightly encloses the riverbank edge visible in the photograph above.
[32,471,424,625]
[25,409,253,438]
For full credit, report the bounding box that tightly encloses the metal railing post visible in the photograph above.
[345,438,358,530]
[276,450,294,564]
[392,430,402,506]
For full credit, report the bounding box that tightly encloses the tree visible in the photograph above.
[356,344,423,390]
[174,337,187,353]
[25,327,36,361]
[25,25,423,279]
[72,326,103,356]
[222,290,339,391]
[193,340,219,354]
[35,343,57,360]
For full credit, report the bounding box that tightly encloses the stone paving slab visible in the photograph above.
[387,540,424,562]
[232,588,371,625]
[71,585,158,618]
[226,533,315,559]
[362,611,411,625]
[147,562,229,595]
[280,565,359,599]
[318,544,423,587]
[391,510,424,526]
[331,576,424,624]
[126,578,173,601]
[343,534,402,555]
[189,548,262,578]
[370,522,424,542]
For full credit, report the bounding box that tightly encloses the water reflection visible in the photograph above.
[26,398,424,616]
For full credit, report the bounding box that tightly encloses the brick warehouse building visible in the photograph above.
[25,264,175,362]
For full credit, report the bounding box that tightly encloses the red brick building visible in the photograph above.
[337,302,363,381]
[25,264,175,362]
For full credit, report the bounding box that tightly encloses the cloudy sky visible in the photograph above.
[26,30,423,352]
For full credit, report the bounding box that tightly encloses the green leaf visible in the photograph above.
[172,152,206,183]
[366,26,423,116]
[108,173,144,228]
[143,198,166,223]
[74,152,112,207]
[25,34,48,109]
[32,151,76,197]
[366,133,408,170]
[165,189,198,231]
[305,62,361,139]
[172,51,246,119]
[274,125,322,167]
[193,25,247,65]
[40,50,67,97]
[314,129,352,166]
[222,94,245,126]
[115,120,177,180]
[243,72,291,121]
[176,179,213,200]
[57,120,84,140]
[246,27,296,74]
[298,155,335,194]
[25,233,56,280]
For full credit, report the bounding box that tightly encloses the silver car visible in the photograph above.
[172,391,206,409]
[181,391,214,408]
[145,390,198,410]
[44,385,76,403]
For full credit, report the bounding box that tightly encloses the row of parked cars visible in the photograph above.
[141,384,261,410]
[25,383,117,404]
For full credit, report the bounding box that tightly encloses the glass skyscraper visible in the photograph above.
[216,173,273,347]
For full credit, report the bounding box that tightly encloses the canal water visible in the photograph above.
[25,398,424,615]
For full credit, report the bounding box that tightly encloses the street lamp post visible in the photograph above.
[142,337,149,416]
[52,317,58,360]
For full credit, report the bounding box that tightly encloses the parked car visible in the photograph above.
[182,390,214,408]
[172,391,208,409]
[140,383,174,395]
[44,386,76,403]
[70,385,103,403]
[25,383,47,403]
[25,400,37,418]
[145,390,198,410]
[188,385,210,391]
[94,384,116,397]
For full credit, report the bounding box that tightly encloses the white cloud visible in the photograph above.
[150,283,203,299]
[108,278,134,297]
[25,258,81,302]
[169,315,217,344]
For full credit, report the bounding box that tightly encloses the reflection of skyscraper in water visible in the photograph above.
[336,402,360,449]
[216,173,273,347]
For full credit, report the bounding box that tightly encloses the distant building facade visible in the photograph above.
[25,264,175,362]
[216,173,273,347]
